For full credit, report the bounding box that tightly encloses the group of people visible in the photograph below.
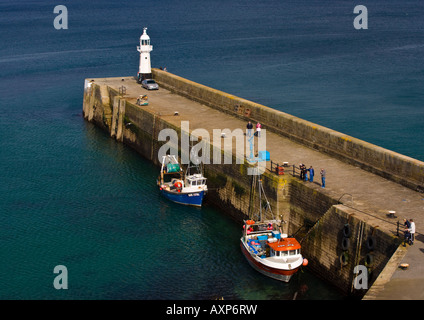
[403,218,416,246]
[246,121,261,138]
[246,121,328,187]
[299,164,314,182]
[299,164,326,188]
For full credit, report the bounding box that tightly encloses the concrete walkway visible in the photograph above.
[94,76,424,299]
[363,238,424,300]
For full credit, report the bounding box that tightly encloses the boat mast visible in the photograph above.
[258,175,262,222]
[257,163,273,222]
[160,156,165,184]
[187,141,199,177]
[247,151,272,222]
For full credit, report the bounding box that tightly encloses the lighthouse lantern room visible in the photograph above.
[137,27,153,83]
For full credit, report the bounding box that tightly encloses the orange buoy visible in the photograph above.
[302,258,308,266]
[174,181,182,188]
[246,220,255,225]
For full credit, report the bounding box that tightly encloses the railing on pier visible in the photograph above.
[270,160,292,176]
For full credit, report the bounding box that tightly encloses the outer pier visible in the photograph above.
[82,69,424,299]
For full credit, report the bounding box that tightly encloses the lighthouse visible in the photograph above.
[137,27,153,83]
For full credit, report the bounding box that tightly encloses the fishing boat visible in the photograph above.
[240,172,307,282]
[157,155,207,207]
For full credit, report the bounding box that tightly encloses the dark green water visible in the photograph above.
[1,122,340,299]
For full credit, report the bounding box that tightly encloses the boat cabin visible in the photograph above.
[267,237,301,257]
[185,173,206,188]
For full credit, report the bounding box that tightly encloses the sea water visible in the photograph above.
[1,0,423,300]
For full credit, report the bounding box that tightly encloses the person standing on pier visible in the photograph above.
[403,218,411,246]
[256,122,262,138]
[320,168,326,188]
[309,166,314,182]
[246,121,253,137]
[410,219,416,245]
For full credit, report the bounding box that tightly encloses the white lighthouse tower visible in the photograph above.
[137,27,153,83]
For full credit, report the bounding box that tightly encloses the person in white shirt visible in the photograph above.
[409,219,416,245]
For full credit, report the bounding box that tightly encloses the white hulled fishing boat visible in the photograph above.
[240,171,307,282]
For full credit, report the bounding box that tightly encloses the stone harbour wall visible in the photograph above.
[82,77,402,297]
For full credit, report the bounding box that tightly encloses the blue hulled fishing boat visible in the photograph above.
[157,155,207,207]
